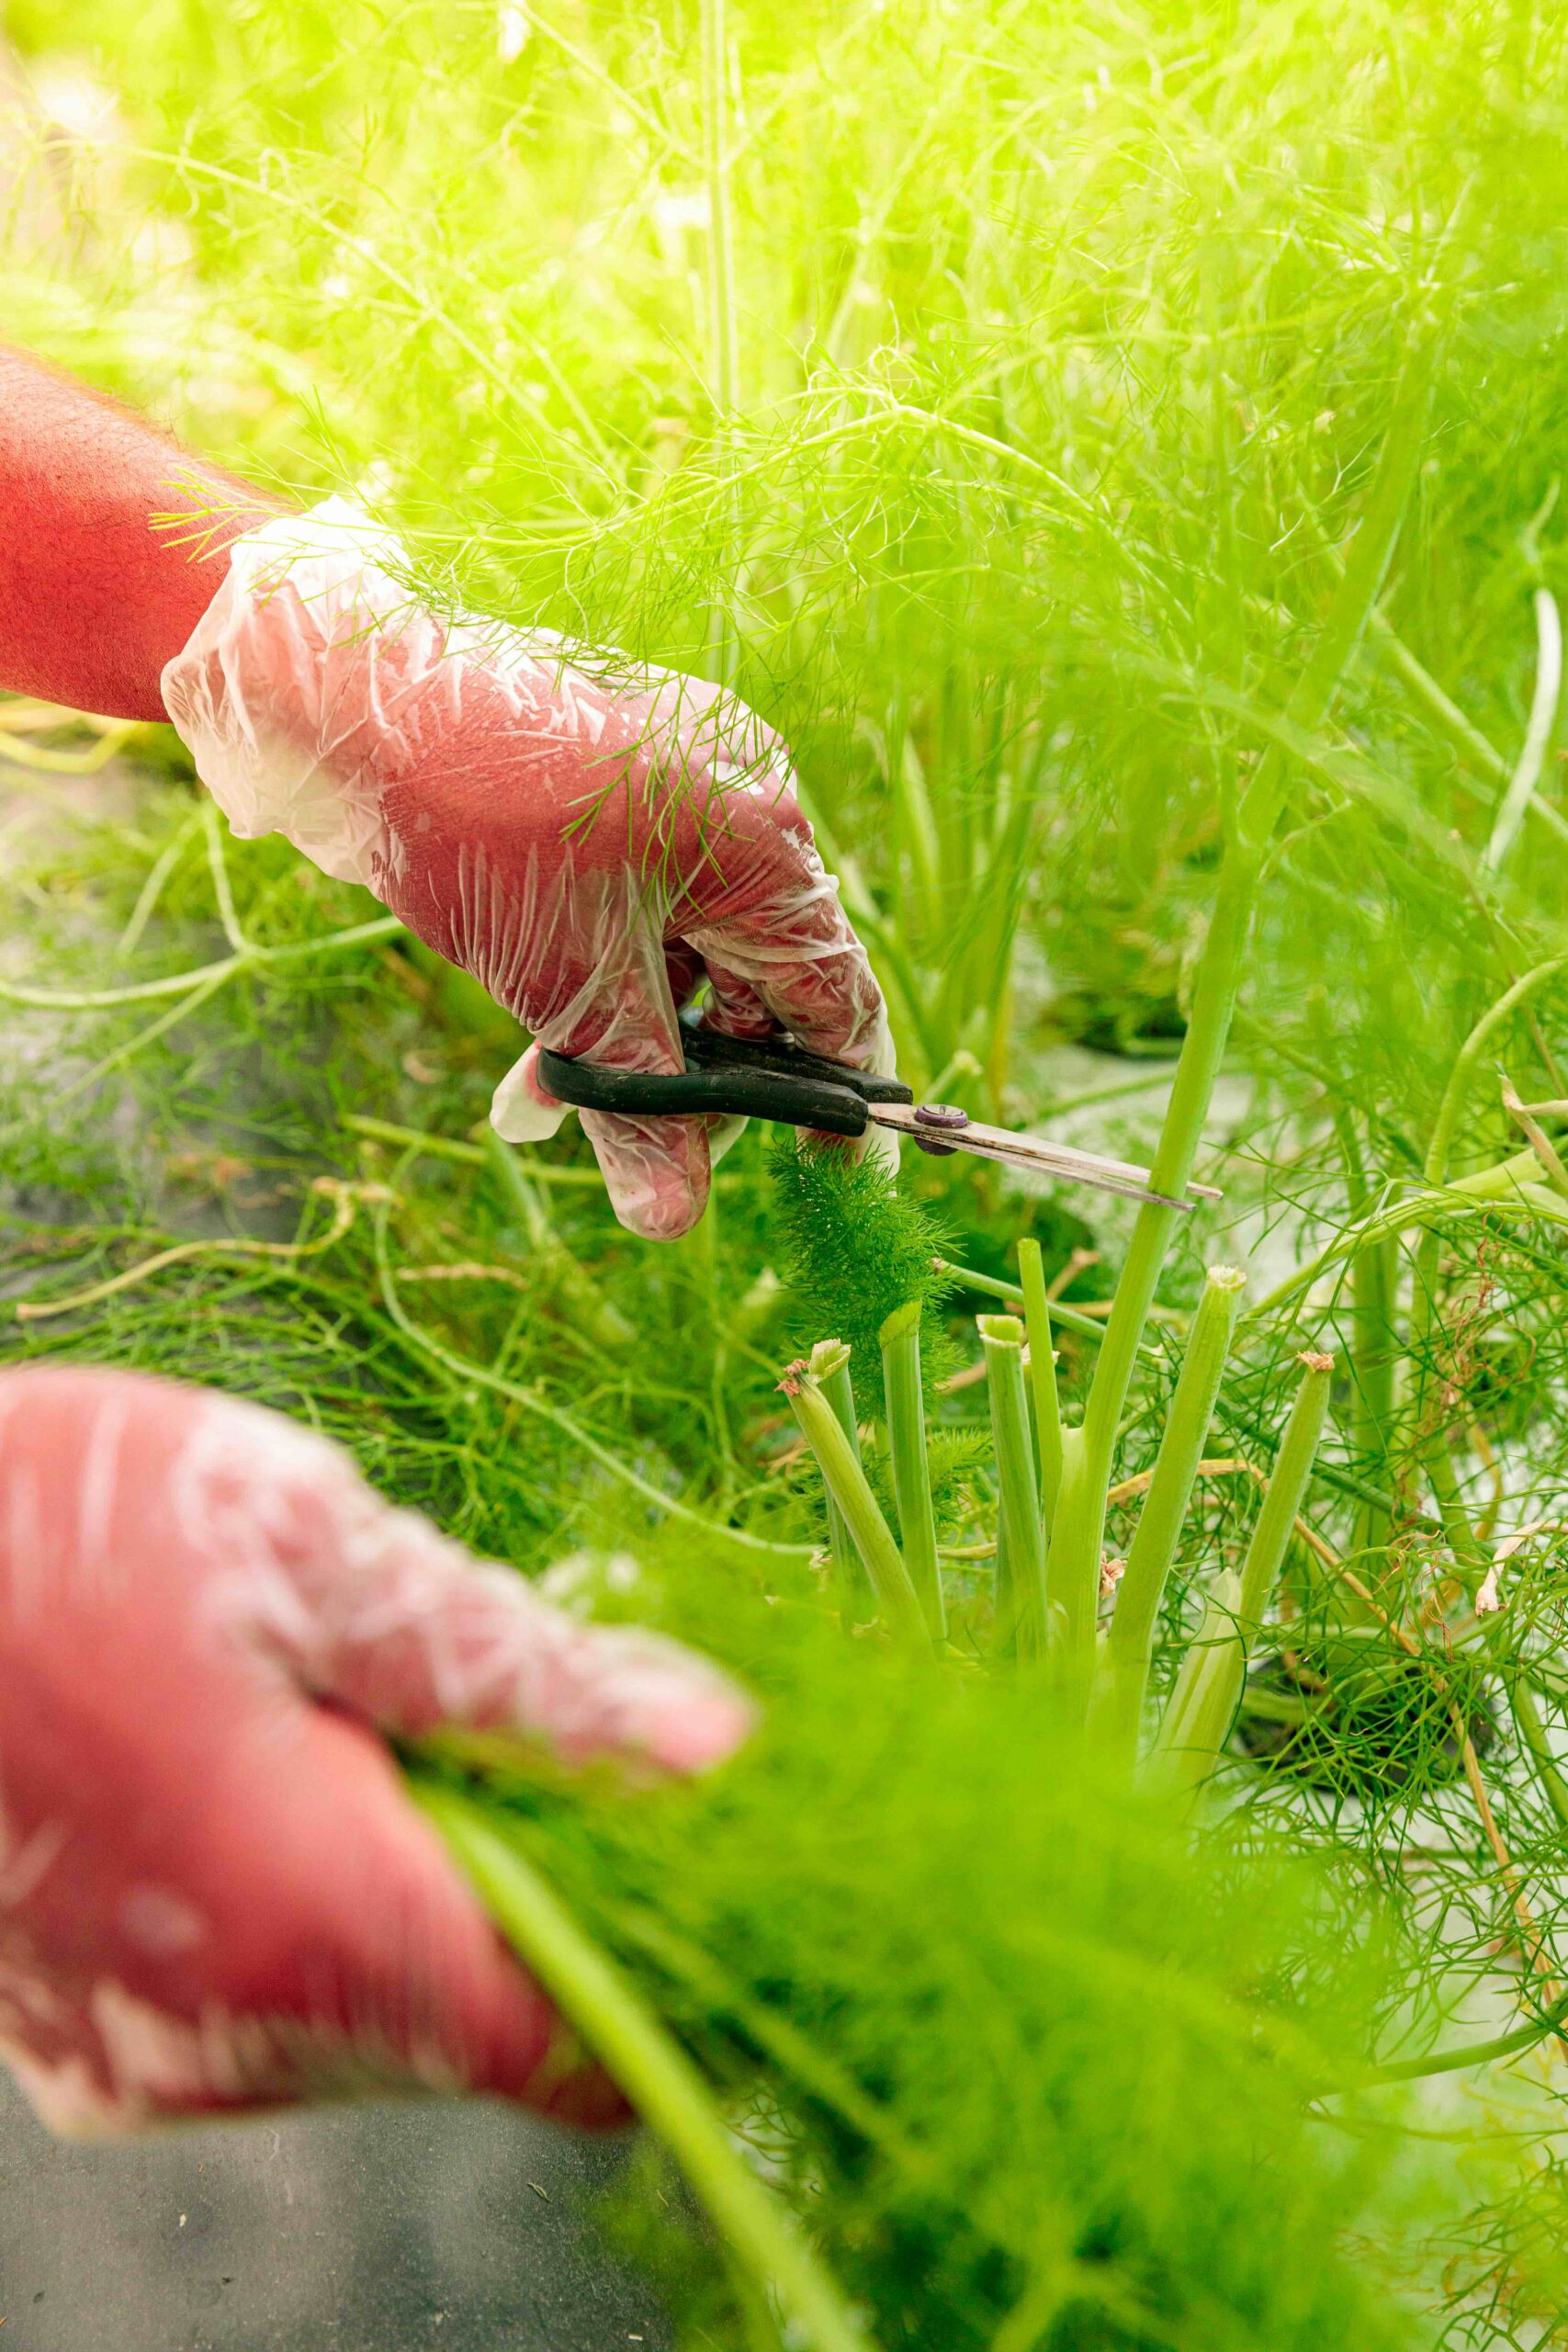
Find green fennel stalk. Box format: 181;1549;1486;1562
1349;1232;1398;1573
1016;1238;1064;1531
415;1783;875;2352
1100;1265;1247;1757
1396;963;1568;1832
1407;959;1568;1528
784;1342;928;1645
1044;314;1442;1713
932;1259;1150;1354
879;1301;944;1639
818;1346;874;1627
979;1314;1047;1658
1154;1351;1334;1787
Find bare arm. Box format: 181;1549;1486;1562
1;352;891;1242
0;346;289;720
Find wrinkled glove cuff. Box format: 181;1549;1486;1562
162;495;432;888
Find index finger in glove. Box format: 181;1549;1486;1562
679;805;890;1074
683;817;899;1180
488;909;720;1242
186;1390;755;1774
199;1401;754;2109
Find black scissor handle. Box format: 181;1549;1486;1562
677;1020;911;1102
535;1018;911;1138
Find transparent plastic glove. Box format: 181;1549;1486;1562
162;500;896;1239
0;1366;750;2138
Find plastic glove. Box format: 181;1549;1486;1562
0;1365;750;2137
161;499;895;1240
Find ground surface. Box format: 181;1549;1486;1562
0;2069;668;2351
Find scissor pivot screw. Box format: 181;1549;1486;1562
913;1102;968;1157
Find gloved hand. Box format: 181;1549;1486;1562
161;500;893;1240
0;1365;750;2136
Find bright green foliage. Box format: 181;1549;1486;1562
770;1139;954;1403
14;0;1568;2328
0;794;826;1568
417;1566;1424;2352
7;718;1568;2352
12;0;1568;1094
1434;2151;1568;2347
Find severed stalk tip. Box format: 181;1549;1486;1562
807;1338;851;1380
777;1358;807;1397
977;1313;1024;1347
879;1298;922;1345
1297;1350;1336;1375
1205;1264;1248;1294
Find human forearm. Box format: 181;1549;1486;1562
0;346;290;721
0;356;894;1241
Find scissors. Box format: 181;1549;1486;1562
536;1018;1219;1214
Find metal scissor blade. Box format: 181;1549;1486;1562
867;1102;1221;1212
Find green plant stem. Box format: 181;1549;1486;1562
1350;1235;1397;1570
1237;1358;1333;1634
117;808;203;956
346;1114;489;1166
1041;842;1259;1699
1329;537;1568;847
1506;1673;1568;1837
1425;959;1568;1193
371;1193;808;1561
1154;1353;1333;1786
1152;1568;1243;1777
1404;960;1568;1570
344;1114;677;1185
819;1349;874;1628
879;1302;944;1638
1248;1149;1548;1321
979;1315;1047;1658
484;1127;636;1352
1365;1992;1568;2084
1045;315;1438;1716
1315;1063;1395;1575
0;911;405;1010
786;1349;928;1644
415;1785;874;2352
202;797;251;954
1483;586;1563;873
933;1261;1155;1355
1044;823;1269;1702
1364;604;1511;786
1100;1266;1247;1757
1016;1240;1063;1531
